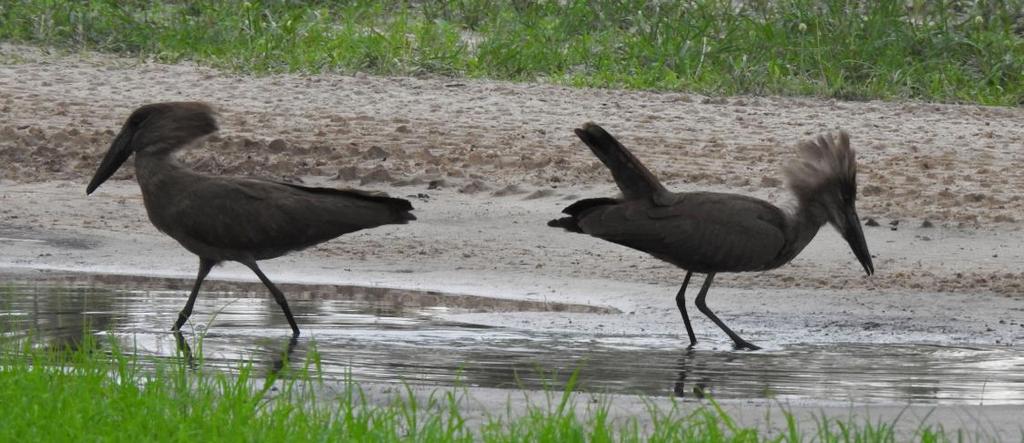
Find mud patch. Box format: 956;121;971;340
0;224;95;250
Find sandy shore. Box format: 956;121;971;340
2;44;1023;299
2;44;1023;436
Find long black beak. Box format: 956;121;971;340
86;126;134;195
842;208;874;276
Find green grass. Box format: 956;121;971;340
0;334;983;442
1;0;1022;105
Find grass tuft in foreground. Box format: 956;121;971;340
0;0;1022;105
0;333;981;442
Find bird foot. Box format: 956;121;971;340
172;330;197;369
732;340;761;351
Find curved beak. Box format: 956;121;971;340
86;125;134;195
841;208;874;276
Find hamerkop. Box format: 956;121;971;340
549;123;874;350
86;102;415;337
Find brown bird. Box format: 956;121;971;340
87;102;415;337
549;123;873;350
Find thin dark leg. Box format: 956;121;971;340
242;260;301;337
172;330;196;369
173;257;215;332
674;271;697;347
693;273;760;350
269;335;301;376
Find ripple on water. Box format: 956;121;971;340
2;274;1023;405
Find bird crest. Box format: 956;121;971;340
783;131;857;204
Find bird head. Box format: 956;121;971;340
784;130;874;276
86;102;218;195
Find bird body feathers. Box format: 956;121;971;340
135;154;414;262
551;122;836;274
555;191;794;273
549;122;872;349
88;101;418;336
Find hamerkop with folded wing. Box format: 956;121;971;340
549;123;874;350
87;102;415;337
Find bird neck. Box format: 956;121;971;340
133;150;205;237
134;150;195;195
778;198;829;263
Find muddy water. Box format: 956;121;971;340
2;277;1023;405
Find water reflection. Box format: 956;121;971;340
2;277;1023;405
668;345;974;403
173;330;299;375
1;284;120;351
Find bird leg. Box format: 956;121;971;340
693;273;761;351
268;335;301;377
173;257;215;332
674;271;697;347
172;330;197;369
242;260;301;337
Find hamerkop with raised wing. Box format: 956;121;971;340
549;123;873;350
87;102;415;337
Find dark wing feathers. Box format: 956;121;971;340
559;123;791;273
572;192;788;273
167;177;413;258
574;123;669;200
276;181;414;213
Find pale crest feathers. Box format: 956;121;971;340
783;131;857;201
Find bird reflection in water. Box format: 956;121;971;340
172;330;300;377
673;348;723;399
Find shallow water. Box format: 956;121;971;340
3;276;1023;405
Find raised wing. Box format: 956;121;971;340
575;192;789;273
574;123;669;200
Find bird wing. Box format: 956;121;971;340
574;123;669;200
162;176;410;257
576;192;789;272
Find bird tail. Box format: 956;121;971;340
337;189;416;223
546;197;619;233
574;123;668;200
373;195;416;223
392;204;417;222
277;181;416;225
546;217;582;232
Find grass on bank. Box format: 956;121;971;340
0;334;982;443
1;0;1023;105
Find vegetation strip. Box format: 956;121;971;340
1;0;1022;105
0;335;979;442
